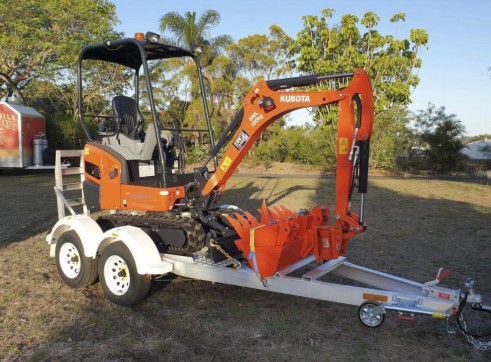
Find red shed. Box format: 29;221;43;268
0;100;46;168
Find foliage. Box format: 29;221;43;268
291;9;429;169
0;0;119;102
159;10;233;66
0;0;121;149
293;9;428;109
226;25;294;83
45;113;88;150
412;103;467;174
249;125;337;170
2;4;436;169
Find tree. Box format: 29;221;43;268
413;103;466;174
0;0;119;102
292;9;429;169
159;10;232;65
206;25;294;127
226;25;293;83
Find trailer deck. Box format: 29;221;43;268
162;251;458;328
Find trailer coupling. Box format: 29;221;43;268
454;278;491;350
357;272;491;350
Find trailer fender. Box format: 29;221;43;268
97;226;173;275
46;215;103;258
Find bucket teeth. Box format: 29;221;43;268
244;211;259;227
234;212;251;228
224;201;340;276
259;199;277;223
224;214;247;240
224;210;261;241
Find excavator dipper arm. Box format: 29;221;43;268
198;68;374;223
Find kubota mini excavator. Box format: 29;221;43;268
78;32;373;274
48;33;491;344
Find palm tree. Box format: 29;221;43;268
416;104;467;174
159;10;232;65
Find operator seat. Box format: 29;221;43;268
100;95;157;161
112;95;145;140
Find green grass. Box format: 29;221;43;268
0;173;490;361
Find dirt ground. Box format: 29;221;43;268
0;170;490;361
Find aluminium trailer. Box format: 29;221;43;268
46;151;491;350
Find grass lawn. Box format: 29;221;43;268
0;172;490;361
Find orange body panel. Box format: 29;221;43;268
120;184;184;211
83;143;185;211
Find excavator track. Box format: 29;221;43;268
96;213;206;255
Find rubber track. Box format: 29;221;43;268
97;213;206;255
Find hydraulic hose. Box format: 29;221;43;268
358;140;370;194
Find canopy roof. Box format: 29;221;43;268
79;38;194;69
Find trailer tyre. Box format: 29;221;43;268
358;302;385;328
99;241;151;306
55;230;98;288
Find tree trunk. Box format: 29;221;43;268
0;73;25;103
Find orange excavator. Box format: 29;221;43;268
79;32;373;278
48;33;491;343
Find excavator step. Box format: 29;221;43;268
62;182;83;191
54;150;88;219
61;167;84;176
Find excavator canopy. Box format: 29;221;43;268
78;38;194;69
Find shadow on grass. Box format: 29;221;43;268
0;171;58;248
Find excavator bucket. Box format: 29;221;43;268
225;201;331;277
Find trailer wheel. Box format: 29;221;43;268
55;230;98;288
99;241;151;306
358;302;385;328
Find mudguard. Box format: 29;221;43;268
47;218;172;275
97;226;173;275
46;214;103;258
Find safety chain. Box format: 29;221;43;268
209;240;241;269
457;314;491;351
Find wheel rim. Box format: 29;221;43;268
104;255;131;296
359;303;384;327
59;242;81;279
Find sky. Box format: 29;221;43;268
111;0;491;136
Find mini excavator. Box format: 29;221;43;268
47;33;491;347
79;32;372;273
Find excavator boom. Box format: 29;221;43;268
199;69;373;220
195;69;374;272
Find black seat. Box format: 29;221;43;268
112;95;145;140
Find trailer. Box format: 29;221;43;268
46;150;491;350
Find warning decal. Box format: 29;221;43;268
220;156;232;172
339;138;348;155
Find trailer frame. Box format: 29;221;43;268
47;150;491;348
